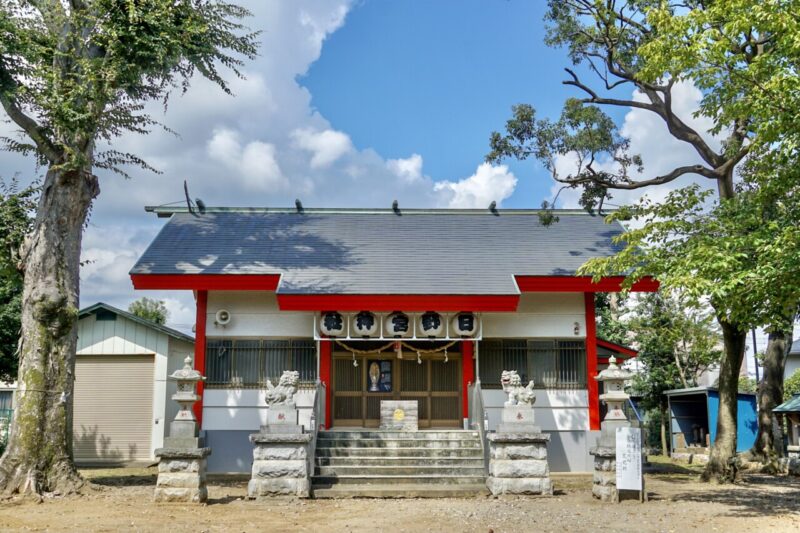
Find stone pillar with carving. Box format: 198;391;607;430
486;370;553;496
247;370;313;498
154;356;211;503
590;355;633;502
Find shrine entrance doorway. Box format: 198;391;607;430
331;342;461;428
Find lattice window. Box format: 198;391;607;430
205;339;316;388
478;339;586;390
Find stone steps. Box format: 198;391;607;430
315;446;482;458
312;483;489;499
312;429;486;498
316;456;484;466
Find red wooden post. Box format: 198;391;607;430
585;292;600;430
193;290;208;427
319;340;333;429
462;340;475;421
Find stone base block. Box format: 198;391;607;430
592;483;617;503
154;487;208;503
252;459;307;479
248;477;310;498
259;424;303;434
486;432;553;497
486;476;553;496
154;447;210;504
380;400;419;431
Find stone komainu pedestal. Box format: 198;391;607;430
590;445;617;502
247;433;312;498
154;447;211;503
486;433;553;495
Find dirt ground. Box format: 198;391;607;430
0;460;798;533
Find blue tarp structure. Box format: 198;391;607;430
665;387;758;452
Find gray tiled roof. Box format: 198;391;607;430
131;209;626;295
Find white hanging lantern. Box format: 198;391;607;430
384;312;411;338
353;311;378;337
451;312;478;337
418;311;444;338
320;311;345;337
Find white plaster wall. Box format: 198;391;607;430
206;291;313;338
203;389;315;431
152;338;194;454
785;355;800;380
482;293;585;338
481;389;589;432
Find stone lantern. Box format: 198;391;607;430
154;356;211;503
590;355;634;502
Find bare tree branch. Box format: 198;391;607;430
554;163;719;190
0;92;60;163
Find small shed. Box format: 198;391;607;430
74;303;194;464
665;386;758;453
774;394;800;449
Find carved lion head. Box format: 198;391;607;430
500;370;521;387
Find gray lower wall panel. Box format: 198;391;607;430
544;430;593;472
205;430;254;473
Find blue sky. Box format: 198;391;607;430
303;0;562;207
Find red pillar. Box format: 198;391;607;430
193;290;208;427
462;340;475;420
584;292;600;430
319;340;333;429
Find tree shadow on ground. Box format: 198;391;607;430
88;474;157;487
668;474;800;518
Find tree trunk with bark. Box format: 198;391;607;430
748;326;793;468
702;317;747;482
0;165;99;496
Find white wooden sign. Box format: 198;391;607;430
616;427;643;491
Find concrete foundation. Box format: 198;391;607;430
247;433;313;498
486;433;553;496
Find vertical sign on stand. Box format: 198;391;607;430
616;426;646;502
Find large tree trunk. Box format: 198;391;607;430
748;325;793;468
702;317;747;483
0;165;99;496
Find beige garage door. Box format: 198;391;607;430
73;355;153;463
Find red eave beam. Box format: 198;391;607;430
596;339;638;358
515;275;659;293
275;294;519;312
131;274;280;291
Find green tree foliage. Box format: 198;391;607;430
738;376;757;393
487;0;800;482
784;370;800;402
128;297;168;325
0;0;258;495
0;179;36;382
595;293;628;345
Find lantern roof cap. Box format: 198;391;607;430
594;355;634;382
169;356;205;382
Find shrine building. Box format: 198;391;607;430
130;205;655;474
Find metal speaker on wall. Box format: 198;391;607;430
353;311;379;337
418;311;444;338
451;312;478;337
320;311;345;337
215;309;231;326
384;312;411;338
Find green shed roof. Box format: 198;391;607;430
774;394;800;413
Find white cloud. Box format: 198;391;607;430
553;80;721;210
434;163;517;208
387;153;424;183
208;128;287;191
290;127;353;168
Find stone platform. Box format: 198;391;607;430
248;433;313;498
154;447;211;503
486;432;553;496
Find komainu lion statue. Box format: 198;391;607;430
500;370;536;407
265;370;300;407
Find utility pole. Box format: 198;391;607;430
751;328;760;383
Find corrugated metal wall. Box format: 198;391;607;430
73;355;154;463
